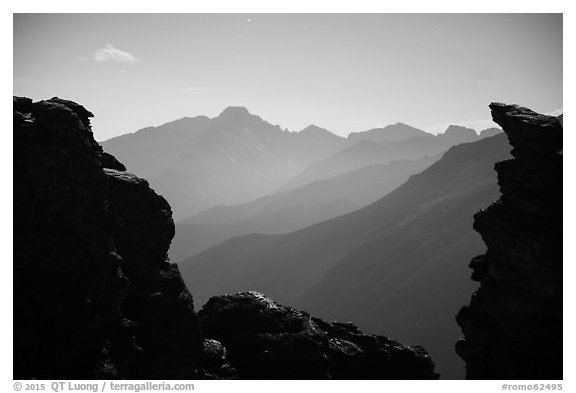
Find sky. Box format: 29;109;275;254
13;13;562;141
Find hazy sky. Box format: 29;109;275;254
13;13;562;140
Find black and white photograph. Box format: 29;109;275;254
9;5;567;390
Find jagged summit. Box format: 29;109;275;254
442;125;478;137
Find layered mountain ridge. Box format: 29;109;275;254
179;131;512;378
277;124;500;192
102;107;500;220
102;107;347;219
169;154;437;262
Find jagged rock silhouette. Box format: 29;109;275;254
456;103;562;379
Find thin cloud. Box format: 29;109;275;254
93;44;139;63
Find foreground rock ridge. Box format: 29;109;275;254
14;96;203;379
13;96;437;379
199;291;438;379
456;103;562;379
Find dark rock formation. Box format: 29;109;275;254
105;170;204;379
456;103;562;379
199;291;438;379
14;96;203;379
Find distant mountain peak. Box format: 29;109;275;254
347;122;431;143
217;106;253;119
300;124;330;134
442;125;478;136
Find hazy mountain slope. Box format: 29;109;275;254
178;133;510;378
169;155;437;262
279;125;488;192
101;107;346;219
171;198;359;263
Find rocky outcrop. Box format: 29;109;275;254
456;103;562;379
104;170;203;379
14;96;203;379
14;96;438;380
199;291;438;379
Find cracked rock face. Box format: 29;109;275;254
199;291;439;379
456;103;562;379
13;96;203;379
